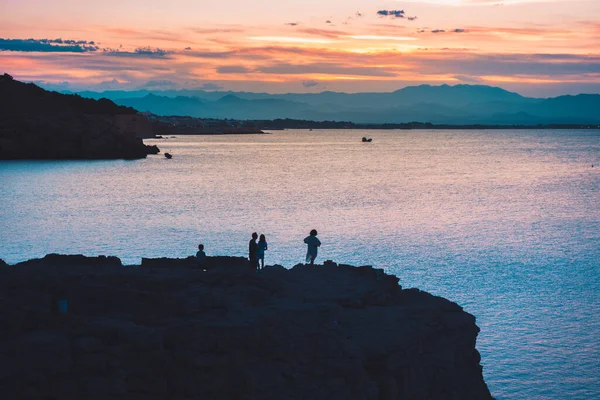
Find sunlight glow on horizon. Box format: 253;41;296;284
399;0;566;5
349;36;418;41
248;36;335;44
0;0;598;96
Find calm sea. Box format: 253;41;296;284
1;129;599;398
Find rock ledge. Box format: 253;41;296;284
0;254;492;399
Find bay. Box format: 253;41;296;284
1;129;599;398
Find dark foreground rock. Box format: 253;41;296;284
0;254;492;400
145;144;160;154
0;74;158;160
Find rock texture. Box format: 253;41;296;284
0;254;492;400
0;74;158;159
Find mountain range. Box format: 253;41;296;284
64;84;600;125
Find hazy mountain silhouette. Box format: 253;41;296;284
121;94;206;117
67;84;600;125
117;93;311;120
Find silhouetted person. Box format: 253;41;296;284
196;244;206;268
304;229;321;265
257;234;268;269
249;232;259;270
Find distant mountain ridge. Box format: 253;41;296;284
64;84;600;125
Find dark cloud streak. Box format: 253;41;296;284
256;62;396;77
0;38;99;53
298;28;348;39
103;47;170;58
302;80;320;88
377;10;405;18
217;66;251;74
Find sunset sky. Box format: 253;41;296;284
1;0;599;96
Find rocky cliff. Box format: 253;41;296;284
0;254;492;399
0;74;159;159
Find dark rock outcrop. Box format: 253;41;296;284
0;254;492;399
145;144;160;154
21;253;124;267
0;73;159;159
141;255;248;270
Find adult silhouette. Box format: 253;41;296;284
249;232;259;270
257;234;268;269
304;229;321;265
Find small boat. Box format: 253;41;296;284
362;137;373;143
164;153;173;159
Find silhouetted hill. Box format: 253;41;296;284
388;84;529;107
0;74;158;159
535;94;600;118
69;84;600;125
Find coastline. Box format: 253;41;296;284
0;254;493;399
149;126;267;136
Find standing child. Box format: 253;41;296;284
303;229;321;265
196;244;206;268
257;234;268;269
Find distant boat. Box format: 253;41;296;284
362;137;373;142
164;153;173;159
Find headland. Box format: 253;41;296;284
0;74;158;160
0;254;492;399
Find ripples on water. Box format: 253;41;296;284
1;129;599;398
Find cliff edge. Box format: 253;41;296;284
0;255;493;399
0;74;159;159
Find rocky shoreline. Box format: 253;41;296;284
0;254;492;399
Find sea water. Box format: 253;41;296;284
1;129;599;398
